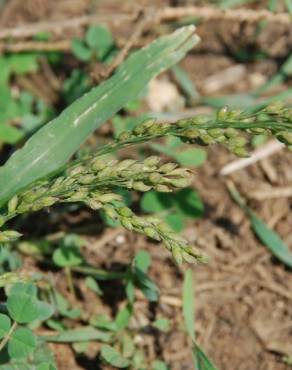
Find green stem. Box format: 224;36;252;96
0;321;17;352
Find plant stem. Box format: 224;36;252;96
0;321;17;352
65;267;76;301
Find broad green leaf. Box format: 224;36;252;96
193;344;218;370
0;313;11;339
121;334;135;358
183;269;195;341
165;211;185;232
135;268;159;302
100;345;130;368
0;338;56;370
132;349;146;368
0;26;199;208
175;188;204;219
85;25;114;60
7;293;39;324
36;364;57;370
152;360;170;370
0;124;23;145
8;282;37;297
71;39;92;61
153;318;170;332
176;148;207;167
141;191;173;213
44;326;112;343
115;304;133;330
249;211;292;269
285;0;292;14
91;314;117;332
52;246;83;267
133;250;151;273
36;301;55;322
8;54;39;75
8;327;36;359
85;276;103;296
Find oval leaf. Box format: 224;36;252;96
8;327;36;359
0;313;11;339
7;293;39;324
101;345;130;368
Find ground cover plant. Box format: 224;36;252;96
0;1;291;369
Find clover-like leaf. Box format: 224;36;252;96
7;293;39;324
0;314;11;339
100;345;130;368
8;327;36;359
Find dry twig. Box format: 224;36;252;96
0;6;289;41
220;140;284;176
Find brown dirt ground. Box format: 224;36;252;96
1;0;292;369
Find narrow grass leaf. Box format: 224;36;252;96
0;26;199;208
249;211;292;269
100;345;130;368
183;269;195;341
0;313;11;339
44;326;112;343
193;344;219;370
171;65;198;100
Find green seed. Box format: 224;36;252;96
225;128;238;138
133;182;152;192
8;196;18;213
117;207;133;217
143;227;161;241
149;173;162;184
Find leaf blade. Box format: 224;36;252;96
0;26;199;207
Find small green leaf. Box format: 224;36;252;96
36;364;57;370
71;39;92;61
0;124;23;145
115;304;133;330
174;188;204;219
7;294;39;324
0;314;11;339
165;212;185;232
153;318;170;332
36;301;55;322
141;191;173;213
52;246;83;267
134;250;151;273
8;327;36;359
8;282;37;297
44;326;112;343
175;148;207;167
249;211;292;269
91;314;117;332
193;344;218;370
100;345;130;368
183;269;195;341
85;25;114;60
152;360;170;370
0;26;199;207
85;277;103;296
134;269;159;302
8;54;39;75
121;334;135;358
